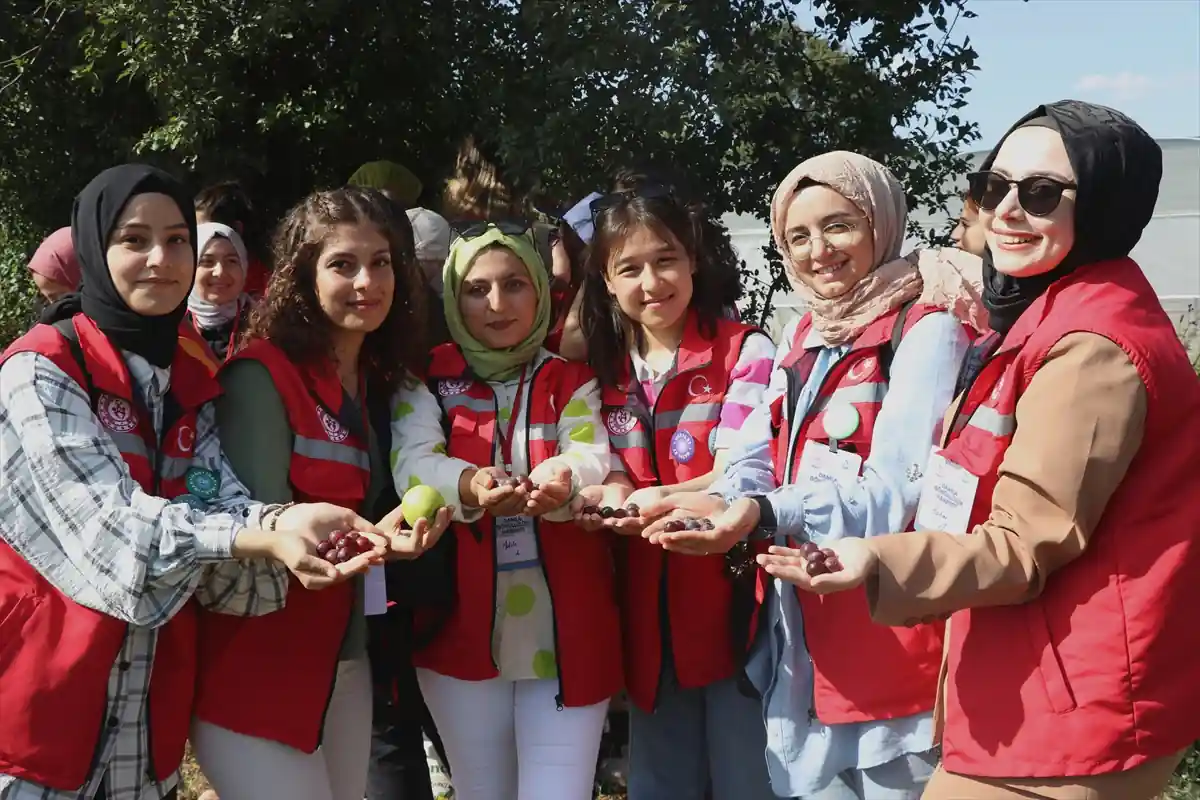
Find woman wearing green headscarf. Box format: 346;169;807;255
388;224;621;798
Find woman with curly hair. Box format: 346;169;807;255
190;187;453;800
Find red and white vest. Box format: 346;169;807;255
767;303;949;723
412;344;623;708
935;258;1200;777
0;315;217;790
601;313;759;711
194;339;369;752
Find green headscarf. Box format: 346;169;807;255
443;226;551;381
347;161;423;208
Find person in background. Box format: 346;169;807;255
573;177;777;800
349;160;425;210
0;163;384;800
768;101;1200;800
186;223;252;361
391;223;621;799
192;187;450;800
951;191;987;257
407;206;452;348
543;214;588;359
194;180;272;298
26;226;82;304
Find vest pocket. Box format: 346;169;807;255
1024;602;1077;714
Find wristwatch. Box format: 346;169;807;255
746;494;777;540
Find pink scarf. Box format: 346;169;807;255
770;151;986;345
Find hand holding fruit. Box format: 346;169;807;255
377;487;453;560
258;502;387;589
644;496;758;556
524;464;573;516
467;467;531;516
757;537;876;593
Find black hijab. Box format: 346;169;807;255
979;100;1162;333
42;164;198;368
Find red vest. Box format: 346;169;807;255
935;258;1200;777
0;315;217;790
194;339;368;752
412;344;623;708
766;303;947;723
601;314;758;711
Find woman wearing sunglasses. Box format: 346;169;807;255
764;102;1200;799
389;223;620;799
636;150;988;800
570;176;778;800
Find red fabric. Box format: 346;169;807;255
767;303;946;723
0;315;216;789
194;339;364;752
243;256;271;299
936;258;1200;777
601;313;759;711
411;344;623;708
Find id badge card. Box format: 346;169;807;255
495;515;540;571
363;566;389;616
796;439;863;485
915;448;980;534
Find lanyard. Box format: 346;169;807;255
497;364;530;473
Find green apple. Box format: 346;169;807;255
401;484;445;526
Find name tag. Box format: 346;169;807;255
363;566;389;616
915;449;979;534
797;439;863;485
495;515;540;571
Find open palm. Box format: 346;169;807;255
756;537;876;593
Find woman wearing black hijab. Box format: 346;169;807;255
758;101;1200;798
0;164;388;800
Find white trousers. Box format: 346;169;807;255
416;669;609;800
191;657;373;800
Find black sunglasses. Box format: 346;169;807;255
589;183;675;220
451;219;531;239
967;171;1077;217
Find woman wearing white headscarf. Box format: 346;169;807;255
639;151;986;799
187;222;252;361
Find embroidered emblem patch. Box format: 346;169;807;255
847;357;875;383
97;393;138;433
319;408;349;443
605;408;637;436
670;430;695;463
175;493;209;511
184;467;220;501
438;379;471;397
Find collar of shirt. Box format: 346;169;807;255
121;350;171;407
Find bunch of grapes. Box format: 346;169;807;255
316;530;376;564
798;541;843;576
496;476;538;491
660;517;715;532
581;503;642;519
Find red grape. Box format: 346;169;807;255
799;542;819;556
805;560;828;577
611;508;628;520
663;519;685;533
582;505;601;515
625;503;640;516
316;540;332;557
600;507;615;519
329;531;346;547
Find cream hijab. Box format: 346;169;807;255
770;151;987;344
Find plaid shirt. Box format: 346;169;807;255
0;350;289;800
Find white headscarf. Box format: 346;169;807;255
406;207;452;295
189;222;249;329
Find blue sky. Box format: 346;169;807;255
956;0;1200;147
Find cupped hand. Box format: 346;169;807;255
472;468;529;517
524;465;573;516
378;505;455;560
756;537;877;593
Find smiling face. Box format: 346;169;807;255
982;126;1077;277
951;198;987;257
314;223;395;335
195;236;246;305
458;245;538;349
782;184;875;299
603;224;694;337
106;193;195;315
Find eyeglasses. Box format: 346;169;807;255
967;171;1076;217
450;219;531;239
785;220;865;260
589;183;675;220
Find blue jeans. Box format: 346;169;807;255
628;666;775;800
804;750;938;800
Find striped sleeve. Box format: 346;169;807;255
712;331;777;451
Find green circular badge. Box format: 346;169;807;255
175;493;209;511
823;404;860;440
184;467;220;501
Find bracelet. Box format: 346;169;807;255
263;502;296;532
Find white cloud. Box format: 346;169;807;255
1074;72;1154;99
